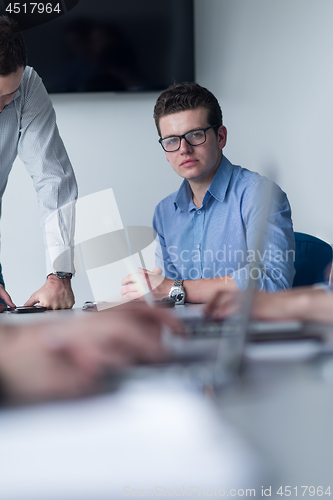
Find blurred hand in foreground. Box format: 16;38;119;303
0;302;183;405
205;287;333;324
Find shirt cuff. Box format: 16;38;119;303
45;245;75;276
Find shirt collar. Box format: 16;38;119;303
174;179;194;212
205;155;234;203
174;155;234;212
13;89;21;100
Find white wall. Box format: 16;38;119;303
2;0;333;306
195;0;333;241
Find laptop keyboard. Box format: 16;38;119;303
183;318;239;338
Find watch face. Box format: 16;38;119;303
170;287;185;304
55;272;72;279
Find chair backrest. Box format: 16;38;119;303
293;232;333;287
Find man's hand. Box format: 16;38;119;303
50;302;184;371
121;267;173;302
24;274;75;310
0;285;16;312
204;289;242;319
205;287;333;324
0;302;184;404
250;287;333;323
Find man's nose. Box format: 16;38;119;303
179;137;192;153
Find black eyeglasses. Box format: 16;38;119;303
159;124;219;152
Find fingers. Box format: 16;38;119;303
204;291;224;316
50;311;170;371
98;327;167;367
121;269;152;285
24;280;75;310
0;285;16;308
43;297;75;310
40;304;185;384
121;331;167;365
122;270;166;301
137;268;165;291
123;268;160;283
121;273;138;286
211;296;240;319
121;273;148;296
114;302;185;336
24;293;39;307
145;306;185;336
204;290;241;319
121;283;145;301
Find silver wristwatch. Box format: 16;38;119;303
53;272;73;279
169;279;186;305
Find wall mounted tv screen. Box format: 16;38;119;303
1;0;195;93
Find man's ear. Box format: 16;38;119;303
218;126;227;150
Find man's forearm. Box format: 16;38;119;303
182;275;238;303
285;289;333;323
253;288;333;323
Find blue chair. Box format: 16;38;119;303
293;232;333;287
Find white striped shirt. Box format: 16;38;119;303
0;66;78;275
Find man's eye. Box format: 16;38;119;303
189;131;204;139
165;137;178;145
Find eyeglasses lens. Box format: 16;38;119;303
162;130;206;152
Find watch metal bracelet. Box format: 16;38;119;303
174;279;184;287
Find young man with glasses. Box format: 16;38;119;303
0;16;77;309
122;82;295;304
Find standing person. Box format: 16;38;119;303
0;16;78;309
122;82;295;304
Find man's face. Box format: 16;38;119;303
0;66;24;113
159;107;227;184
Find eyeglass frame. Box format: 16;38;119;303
158;124;219;152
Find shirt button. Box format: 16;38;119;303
197;210;201;214
196;244;200;249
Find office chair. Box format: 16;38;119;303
292;232;333;287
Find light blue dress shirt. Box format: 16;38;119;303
153;156;295;291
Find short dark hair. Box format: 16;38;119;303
153;82;223;137
0;16;27;76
